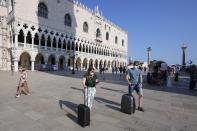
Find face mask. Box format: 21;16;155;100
90;72;94;75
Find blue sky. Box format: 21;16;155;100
77;0;197;65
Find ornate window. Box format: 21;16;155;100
65;14;72;27
83;22;88;33
122;40;124;46
106;32;109;40
96;28;101;38
38;3;48;18
115;36;118;44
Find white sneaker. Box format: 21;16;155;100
15;95;20;98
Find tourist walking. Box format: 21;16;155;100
115;67;118;75
82;67;99;110
112;67;115;75
15;68;30;98
126;61;144;112
119;66;123;76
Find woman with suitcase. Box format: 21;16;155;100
82;67;99;110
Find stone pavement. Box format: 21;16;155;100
0;70;197;131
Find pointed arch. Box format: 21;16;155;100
18;29;24;43
34;33;39;45
58;38;62;49
47;36;51;47
52;37;57;48
26;31;32;44
41;34;45;46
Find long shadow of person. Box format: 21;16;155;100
59;100;78;124
100;86;126;94
94;97;121;112
70;86;83;92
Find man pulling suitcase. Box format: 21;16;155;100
125;61;144;112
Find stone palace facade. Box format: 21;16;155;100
0;0;128;71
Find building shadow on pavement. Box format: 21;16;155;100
59;100;78;124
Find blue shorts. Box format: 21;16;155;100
128;84;143;96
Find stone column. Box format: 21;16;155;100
87;62;89;69
74;42;76;53
14;60;18;72
92;61;95;68
65;57;68;71
56;40;58;52
78;44;79;54
31;61;35;71
51;39;53;51
11;35;14;47
66;40;68;52
45;39;47;50
14;33;18;47
96;62;99;70
61;41;63;52
56;61;59;70
24;34;27;48
38;37;41;49
31;36;34;49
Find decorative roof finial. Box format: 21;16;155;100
95;5;100;16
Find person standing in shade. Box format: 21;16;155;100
119;66;123;76
16;68;30;98
189;65;197;90
112;67;115;75
126;61;144;112
82;67;99;110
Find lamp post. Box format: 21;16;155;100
181;44;187;66
147;47;152;65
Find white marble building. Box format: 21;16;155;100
0;0;128;72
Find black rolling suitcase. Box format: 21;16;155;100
78;88;90;127
121;94;136;114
